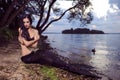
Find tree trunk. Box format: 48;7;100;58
0;1;15;27
6;1;28;26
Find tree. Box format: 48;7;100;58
0;0;29;28
0;0;93;34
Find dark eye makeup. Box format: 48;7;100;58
23;21;30;23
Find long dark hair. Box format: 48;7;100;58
20;14;34;41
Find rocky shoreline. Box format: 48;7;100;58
0;37;98;80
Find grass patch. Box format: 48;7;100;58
0;27;16;40
41;66;58;80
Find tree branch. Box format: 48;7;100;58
36;0;47;29
40;0;56;30
41;4;77;33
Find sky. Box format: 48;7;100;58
43;0;120;33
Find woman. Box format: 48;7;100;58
18;14;60;64
18;14;40;63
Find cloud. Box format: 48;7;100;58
91;0;110;18
89;11;120;33
91;0;120;19
109;0;120;8
92;25;97;29
56;1;72;9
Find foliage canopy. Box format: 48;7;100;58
0;0;93;34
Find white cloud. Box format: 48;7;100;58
91;0;110;18
56;1;72;9
92;25;97;29
109;4;119;13
91;0;119;19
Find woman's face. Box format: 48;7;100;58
23;17;31;28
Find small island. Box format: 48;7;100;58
62;28;104;34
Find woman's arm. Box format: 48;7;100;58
20;43;32;56
18;28;24;44
22;30;40;47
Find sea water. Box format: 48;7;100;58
44;33;120;80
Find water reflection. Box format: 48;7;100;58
90;49;110;71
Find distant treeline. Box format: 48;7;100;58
62;28;104;34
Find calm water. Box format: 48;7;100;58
44;33;120;80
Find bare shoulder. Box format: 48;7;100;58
32;28;39;34
18;27;21;32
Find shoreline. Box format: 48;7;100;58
0;37;98;80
